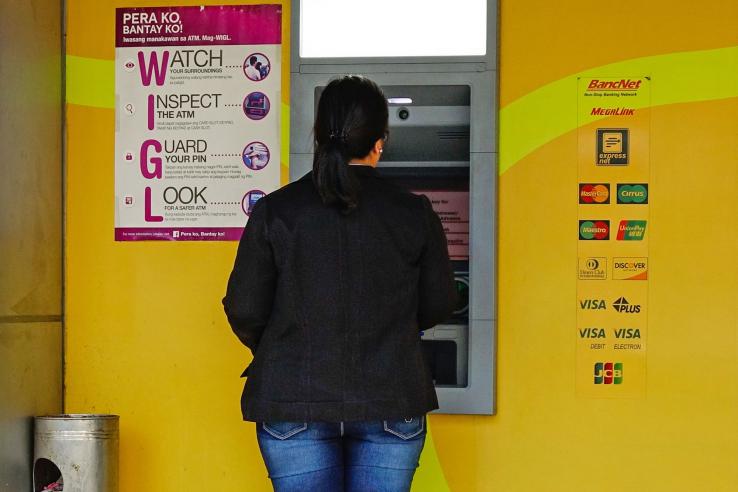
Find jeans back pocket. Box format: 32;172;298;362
383;415;425;440
261;421;308;440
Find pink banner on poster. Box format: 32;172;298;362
115;227;243;241
413;190;470;261
116;5;282;47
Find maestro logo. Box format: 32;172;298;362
616;220;647;240
578;257;607;280
612;297;641;313
596;128;629;165
579;183;610;204
617;184;648;204
613;257;648;280
579;220;610;240
594;362;623;384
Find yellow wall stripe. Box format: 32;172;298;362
499;45;738;175
66;55;115;108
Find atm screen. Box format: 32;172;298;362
413;190;470;261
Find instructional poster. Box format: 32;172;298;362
114;5;282;241
575;77;650;398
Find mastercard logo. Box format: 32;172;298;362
579;183;610;204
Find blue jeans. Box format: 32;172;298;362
256;414;427;491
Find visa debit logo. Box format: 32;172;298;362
594;362;623;384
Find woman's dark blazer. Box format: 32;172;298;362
223;165;457;422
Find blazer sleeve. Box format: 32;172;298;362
222;198;276;354
417;194;458;330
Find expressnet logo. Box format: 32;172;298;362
613;257;648;280
596;129;629;165
579;220;609;240
616;220;647;240
587;79;643;91
594;362;623;384
579;183;610;204
617;184;648;204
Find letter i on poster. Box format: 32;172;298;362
114;5;282;241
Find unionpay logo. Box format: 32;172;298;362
579;220;609;240
617;184;648;204
579;184;610;204
616;220;647;240
594;362;623;384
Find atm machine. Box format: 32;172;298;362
289;0;497;414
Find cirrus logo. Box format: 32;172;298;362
579;183;610;204
617;184;648;204
579;220;610;240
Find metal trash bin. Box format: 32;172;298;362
33;414;119;492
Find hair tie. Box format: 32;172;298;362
328;131;348;142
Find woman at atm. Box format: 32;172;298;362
223;75;456;491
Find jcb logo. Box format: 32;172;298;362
594;362;623;384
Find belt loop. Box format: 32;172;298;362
340;421;344;436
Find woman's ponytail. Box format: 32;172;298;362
311;76;388;214
312;134;360;213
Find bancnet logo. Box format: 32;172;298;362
587;79;642;91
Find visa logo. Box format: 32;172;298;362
614;328;641;338
579;328;606;338
580;299;606;310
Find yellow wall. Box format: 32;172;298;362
65;1;738;490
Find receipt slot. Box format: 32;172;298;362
290;0;497;415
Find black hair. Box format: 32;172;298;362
312;75;388;214
249;56;257;65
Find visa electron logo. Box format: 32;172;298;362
617;184;648;204
579;184;610;204
579;220;609;240
587;79;642;91
612;297;641;313
616;220;647;240
594;362;623;384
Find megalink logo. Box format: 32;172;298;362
594;362;623;384
612;297;641;313
579;183;610;204
596;128;629;165
616;220;647;240
578;257;607;280
579;220;609;240
613;257;648;280
617;184;648;204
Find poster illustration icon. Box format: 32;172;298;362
242;190;266;215
242;142;270;170
243;53;271;81
243;92;270;120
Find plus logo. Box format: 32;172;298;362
612;297;641;313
